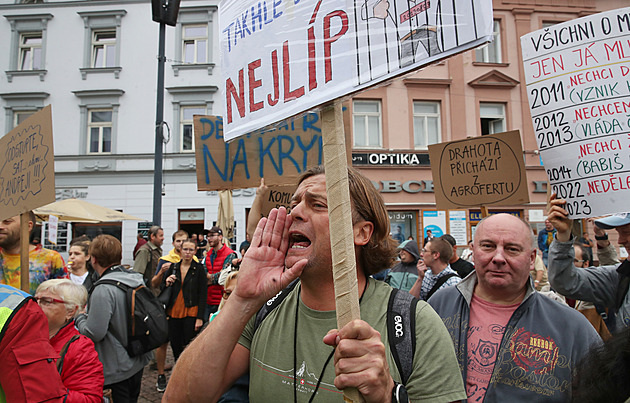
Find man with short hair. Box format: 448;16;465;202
165;166;466;402
196;230;208;260
423;229;434;246
538;219;556;266
430;213;601;402
548;194;630;333
133;225;164;293
75;235;152;402
441;234;475;278
409;237;460;300
0;212;66;294
202;226;236;321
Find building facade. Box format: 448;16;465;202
0;0;626;263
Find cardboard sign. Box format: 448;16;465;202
195;112;349;191
219;0;494;140
0;105;55;221
428;130;529;209
521;7;630;218
259;184;298;216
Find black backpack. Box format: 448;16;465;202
92;279;169;357
254;281;418;385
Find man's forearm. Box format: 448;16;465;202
164;295;258;402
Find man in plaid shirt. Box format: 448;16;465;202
410;237;461;301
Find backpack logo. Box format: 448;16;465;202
394;314;404;338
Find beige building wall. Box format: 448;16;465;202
350;0;626;247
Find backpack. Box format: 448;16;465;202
254;281;418;385
92;278;169;357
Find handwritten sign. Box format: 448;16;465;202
220;0;494;140
428;130;529;209
195;113;349;190
260;184;297;216
521;7;630;218
0;105;55;221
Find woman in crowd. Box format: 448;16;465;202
35;279;104;403
67;236;97;291
163;239;207;360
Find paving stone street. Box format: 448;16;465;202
138;346;175;403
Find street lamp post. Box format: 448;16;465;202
151;0;180;226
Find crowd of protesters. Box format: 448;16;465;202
3;169;630;402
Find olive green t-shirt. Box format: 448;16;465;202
239;278;466;402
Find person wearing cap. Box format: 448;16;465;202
548;193;630;333
202;226;236;322
385;239;420;292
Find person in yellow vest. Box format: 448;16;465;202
0;283;67;402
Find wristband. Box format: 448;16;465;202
595;234;608;241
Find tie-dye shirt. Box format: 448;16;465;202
0;246;67;294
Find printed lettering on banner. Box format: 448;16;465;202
521;7;630;218
220;0;494;141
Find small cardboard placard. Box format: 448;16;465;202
428;130;529;209
260;184;297;216
0;105;55;221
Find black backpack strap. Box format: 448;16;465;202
426;273;458;301
254;279;300;331
387;289;417;385
57;334;80;374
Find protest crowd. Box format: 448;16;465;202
0;164;629;402
2;1;630;402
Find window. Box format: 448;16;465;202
353;100;382;148
13;110;35;128
88;109;113;153
167;86;217;153
43;222;68;253
475;20;501;63
1;92;48;133
19;32;42;70
92;30;116;68
5;14;52;82
480;103;506;135
73;89;123;155
183;24;207;64
78;10;126;79
173;6;217;76
413;101;441;149
181;105;206;152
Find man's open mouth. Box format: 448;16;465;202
290;233;311;249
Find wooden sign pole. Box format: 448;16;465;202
321;101;364;403
20;212;30;293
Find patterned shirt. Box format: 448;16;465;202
420;265;461;301
0;246;67;294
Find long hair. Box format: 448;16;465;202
298;166;398;275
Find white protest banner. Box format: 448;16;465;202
521;7;630;218
220;0;494;141
48;214;58;245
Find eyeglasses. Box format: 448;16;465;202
35;296;66;306
221;289;232;300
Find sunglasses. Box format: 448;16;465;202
35;296;66;305
221;289;232;300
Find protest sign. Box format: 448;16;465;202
428;130;529;209
521;7;630;218
220;0;494;140
194;112;350;190
259;184;297;216
0;105;56;221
